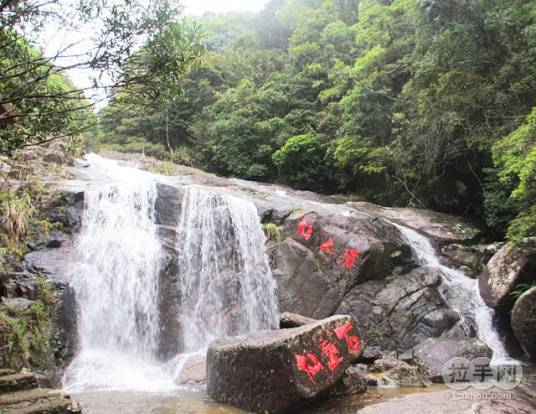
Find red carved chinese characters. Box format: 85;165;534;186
295;219;314;241
319;238;337;255
338;248;360;270
319;339;343;371
334;321;361;354
295;353;324;384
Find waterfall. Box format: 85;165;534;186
392;222;507;360
177;186;279;351
63;155;176;393
63;155;279;392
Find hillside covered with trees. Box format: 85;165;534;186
94;0;536;241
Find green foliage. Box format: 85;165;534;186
0;293;54;370
489;107;536;240
510;283;536;300
0;190;36;239
262;223;285;242
98;0;536;239
273;133;335;190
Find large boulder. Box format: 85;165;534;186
336;267;459;351
413;338;492;383
269;211;413;319
347;202;480;247
511;286;536;360
207;315;364;414
479;239;536;310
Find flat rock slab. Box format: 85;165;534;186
207;315;364;414
0;373;38;393
347;202;480;247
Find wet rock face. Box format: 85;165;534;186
154;183;183;359
48;190;85;233
269;212;414;319
207;315;364;414
412;338;492;383
511;287;536;360
479;239;536;311
336;267;458;351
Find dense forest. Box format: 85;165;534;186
93;0;536;241
2;0;536;241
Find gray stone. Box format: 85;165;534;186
27;231;69;251
154;183;182;227
336;267;458;351
327;366;367;396
413;338;492;383
347;202;480;247
207;315;364;414
479;239;536;310
440;244;483;275
280;312;318;328
511;286;536;361
369;357;430;387
270;213;414;320
2;297;35;315
48;190;84;232
176;355;206;385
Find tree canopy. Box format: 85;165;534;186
11;0;536;241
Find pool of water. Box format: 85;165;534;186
73;390;250;414
73;386;450;414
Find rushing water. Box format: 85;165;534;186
177;186;279;351
63;155;176;392
392;223;507;360
63;154;279;393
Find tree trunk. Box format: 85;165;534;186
165;109;173;156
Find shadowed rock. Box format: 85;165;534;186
336;267;459;351
207;315;364;414
511;286;536;360
280;312;318;328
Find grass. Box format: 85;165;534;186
510;283;536;300
0;190;36;238
263;222;285;242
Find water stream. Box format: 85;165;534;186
392;223;507;360
177;186;278;351
63;154;279;393
63;155;175;392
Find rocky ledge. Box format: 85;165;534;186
0;369;80;413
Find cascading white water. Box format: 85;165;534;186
177;186;279;351
63;155;279;392
392;222;507;360
63;154;176;393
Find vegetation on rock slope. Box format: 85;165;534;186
91;0;536;241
